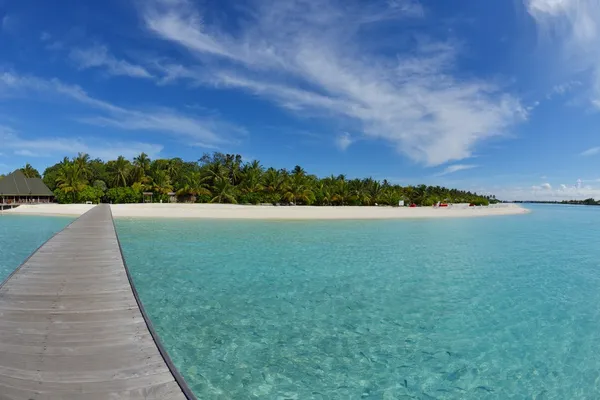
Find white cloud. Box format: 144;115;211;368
0;71;244;147
144;1;237;62
70;45;153;78
525;0;600;107
141;0;526;166
437;164;478;176
551;80;581;96
497;178;600;200
40;31;51;41
334;132;353;151
14;149;38;157
581;146;600;156
1;127;163;160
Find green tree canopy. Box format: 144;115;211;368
34;152;497;205
20;163;41;178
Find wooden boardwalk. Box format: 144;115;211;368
0;205;195;399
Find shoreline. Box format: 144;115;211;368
2;203;530;220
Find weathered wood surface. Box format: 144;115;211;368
0;205;191;399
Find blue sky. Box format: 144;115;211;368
0;0;599;200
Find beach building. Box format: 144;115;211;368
0;169;54;204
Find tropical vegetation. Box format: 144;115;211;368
7;153;496;206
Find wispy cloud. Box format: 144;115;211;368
1;125;163;160
525;0;600;107
437;164;478;176
140;0;526;166
70;44;153;78
14;149;38;157
0;71;245;147
581;146;600;156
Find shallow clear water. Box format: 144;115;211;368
116;205;600;399
0;215;73;282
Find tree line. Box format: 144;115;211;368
8;153;496;206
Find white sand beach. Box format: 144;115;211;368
3;203;530;219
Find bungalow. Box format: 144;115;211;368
0;170;54;204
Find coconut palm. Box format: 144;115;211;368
74;153;91;179
292;165;306;177
349;179;371;205
262;168;283;194
151;169;173;196
332;177;350;205
239;167;263;194
210;177;237;203
56;163;87;203
313;181;332;205
223;154;243;185
367;179;383;205
132;152;151;184
204;161;229;185
20;163;41;178
134;152;151;170
107;156;131;188
176;171;210;202
167;158;184;184
25;151;495;206
283;173;314;205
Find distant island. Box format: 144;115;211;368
513;199;600;206
1;152;498;206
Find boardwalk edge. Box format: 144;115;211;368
0;206;93;291
108;205;197;400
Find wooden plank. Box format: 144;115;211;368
0;205;194;399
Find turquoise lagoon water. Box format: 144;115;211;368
0;215;73;282
116;205;600;399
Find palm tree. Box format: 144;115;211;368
20;163;41;178
239;167;264;194
367;180;383;205
107;156;131;187
210;177;237;203
225;154;243;185
262;168;283;194
176;171;210;202
56;163;87;203
29;151;498;206
261;168;284;203
332;177;350;205
283;173;314;205
350;179;370;205
247;160;263;172
205;161;228;185
132;152;151;184
74;152;91;179
134;152;151;171
292;165;306;177
151;169;173;196
167;158;184;184
381;188;400;206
